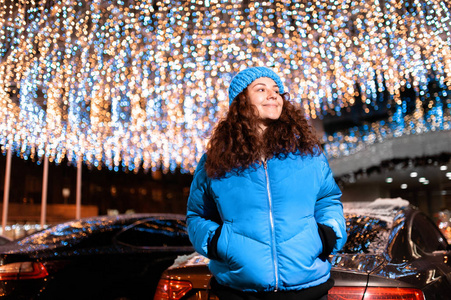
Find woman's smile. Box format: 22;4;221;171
246;77;283;129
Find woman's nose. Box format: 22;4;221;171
268;90;277;99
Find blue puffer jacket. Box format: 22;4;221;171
186;152;347;292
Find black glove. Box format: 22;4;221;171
317;223;336;261
207;225;222;260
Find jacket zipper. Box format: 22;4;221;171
263;160;279;291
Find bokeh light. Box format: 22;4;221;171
0;0;450;173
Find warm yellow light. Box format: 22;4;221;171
0;0;449;172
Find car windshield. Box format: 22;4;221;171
17;216;123;247
339;214;390;254
115;218;191;247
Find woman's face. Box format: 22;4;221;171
246;77;283;127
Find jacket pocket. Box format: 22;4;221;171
208;225;222;260
317;223;337;260
308;217;323;259
216;220;231;262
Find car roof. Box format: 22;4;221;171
343;198;410;225
0;213;186;254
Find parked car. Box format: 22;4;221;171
154;198;451;300
0;213;193;300
0;235;12;245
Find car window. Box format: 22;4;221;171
0;236;12;245
340;214;390;254
411;212;448;253
114;218;191;248
17;218;121;247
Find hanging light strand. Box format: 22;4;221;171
0;0;450;173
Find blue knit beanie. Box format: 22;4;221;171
228;66;285;105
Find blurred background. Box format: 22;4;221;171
0;0;450;239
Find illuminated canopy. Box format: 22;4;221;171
0;0;450;173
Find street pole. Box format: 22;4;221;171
1;147;12;235
76;156;82;219
40;157;49;229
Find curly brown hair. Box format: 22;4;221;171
205;92;321;178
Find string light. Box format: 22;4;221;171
0;0;450;173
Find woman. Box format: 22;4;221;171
186;66;347;300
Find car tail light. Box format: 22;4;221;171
153;278;193;300
0;262;49;280
329;286;425;300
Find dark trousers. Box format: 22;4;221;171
209;277;331;300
